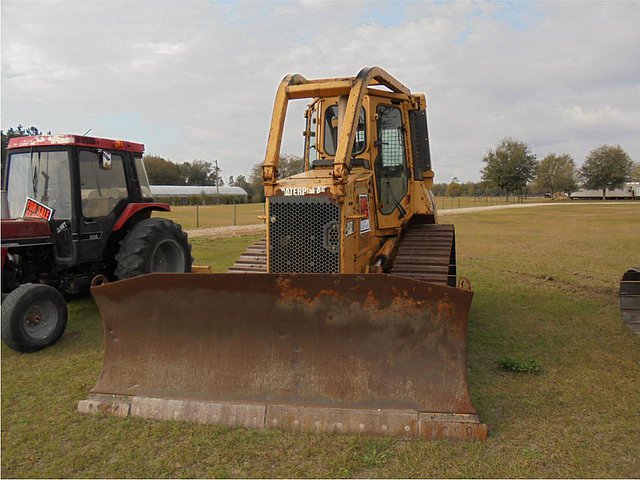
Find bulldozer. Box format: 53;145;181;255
79;67;487;440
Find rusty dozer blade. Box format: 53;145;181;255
79;273;487;440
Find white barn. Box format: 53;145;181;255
570;182;640;200
150;185;249;204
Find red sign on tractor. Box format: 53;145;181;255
23;197;54;221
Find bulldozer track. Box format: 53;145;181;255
228;224;456;288
228;238;267;273
390;223;456;287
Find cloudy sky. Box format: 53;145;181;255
2;1;639;183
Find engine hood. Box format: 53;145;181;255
1;218;51;240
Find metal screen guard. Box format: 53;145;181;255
90;273;475;414
269;197;340;273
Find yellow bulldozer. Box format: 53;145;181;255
79;67;487;441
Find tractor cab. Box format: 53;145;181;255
3;135;154;268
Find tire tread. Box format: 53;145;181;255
114;218;193;279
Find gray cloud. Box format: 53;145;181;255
2;1;638;182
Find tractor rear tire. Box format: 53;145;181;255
114;218;192;279
1;284;68;353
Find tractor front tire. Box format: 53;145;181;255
1;284;68;353
115;218;192;279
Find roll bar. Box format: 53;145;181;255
262;67;412;186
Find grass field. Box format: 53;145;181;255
2;203;639;478
154;196;549;230
153;203;266;230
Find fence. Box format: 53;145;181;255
434;195;530;210
157;196;540;230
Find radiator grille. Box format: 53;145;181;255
269;196;340;273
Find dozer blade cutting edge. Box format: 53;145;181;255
79;273;487;440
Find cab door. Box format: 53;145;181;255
372;101;411;230
77;149;130;263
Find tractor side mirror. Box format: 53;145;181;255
97;149;112;170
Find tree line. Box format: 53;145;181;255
2;126;638;202
479;138;638;200
143;156;223;187
146;141;639;202
146;154;304;202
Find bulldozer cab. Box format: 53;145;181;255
302;94;423;231
263;68;436;274
3;135;153;266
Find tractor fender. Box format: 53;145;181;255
112;203;171;232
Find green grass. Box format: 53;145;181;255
2;203;639;478
153;203;266;230
190;235;263;272
497;357;542;375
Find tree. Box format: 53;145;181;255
629;161;640;182
233;174;255;198
536;153;578;198
481;138;538;200
446;177;463;197
580;145;634;199
278;154;304;178
143;155;184;185
431;183;447;196
249;163;265;202
247;155;303;202
180;160;222;186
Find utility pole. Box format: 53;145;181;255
215;159;220;204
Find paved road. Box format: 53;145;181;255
185;201;629;239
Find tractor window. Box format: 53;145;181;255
136;155;152;197
79;151;128;218
6;150;72;219
323;106;366;157
375;105;408;215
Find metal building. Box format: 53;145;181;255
570;182;639;200
149;185;249;204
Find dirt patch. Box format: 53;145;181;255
501;268;618;298
186;224;265;239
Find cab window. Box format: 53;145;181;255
375;105;408;215
323;105;366;156
6;150;72;219
136;155;152;197
79;151;128;217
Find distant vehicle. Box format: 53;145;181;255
543;192;568;200
570;182;639;200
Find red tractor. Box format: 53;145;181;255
1;134;192;352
